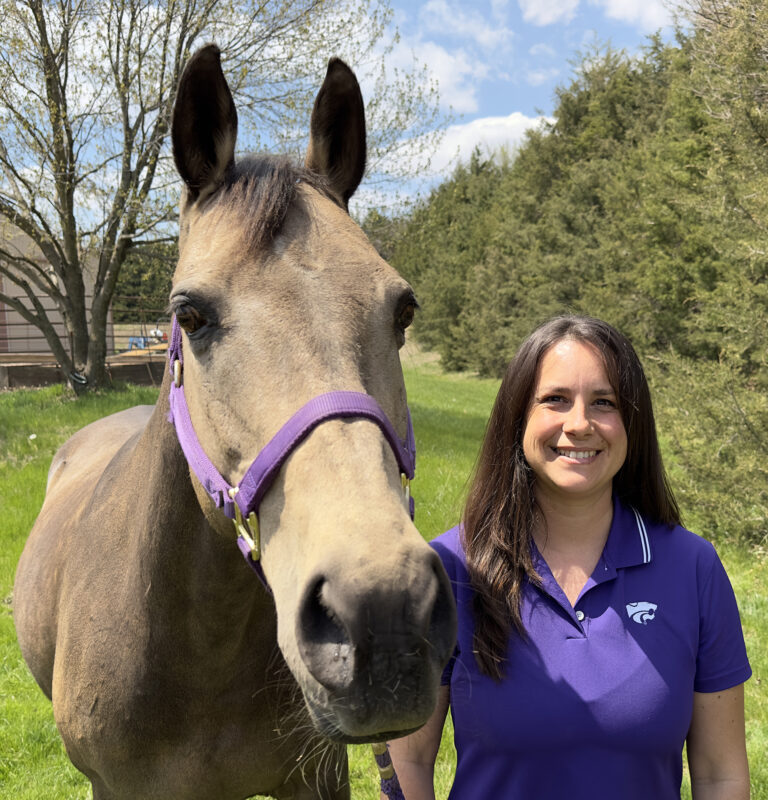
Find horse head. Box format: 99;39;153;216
168;44;456;743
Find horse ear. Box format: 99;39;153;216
172;44;237;201
305;58;366;209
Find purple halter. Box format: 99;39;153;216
167;318;416;585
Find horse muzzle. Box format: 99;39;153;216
294;546;456;742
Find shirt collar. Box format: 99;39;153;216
603;496;653;569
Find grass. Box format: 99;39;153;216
0;383;159;799
0;365;765;798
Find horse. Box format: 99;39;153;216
13;44;456;800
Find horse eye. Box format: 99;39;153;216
397;301;417;331
175;304;207;334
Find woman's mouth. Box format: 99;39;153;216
553;448;598;460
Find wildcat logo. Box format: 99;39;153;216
626;602;658;625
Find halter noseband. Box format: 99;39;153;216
167;318;416;586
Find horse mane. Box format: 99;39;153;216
212;155;338;250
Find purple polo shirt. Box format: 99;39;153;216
431;498;751;800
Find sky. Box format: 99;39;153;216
360;0;680;206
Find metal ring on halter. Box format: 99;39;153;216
173;359;182;388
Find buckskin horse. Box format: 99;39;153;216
13;45;456;800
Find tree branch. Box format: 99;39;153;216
0;280;73;370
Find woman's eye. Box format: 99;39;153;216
594;398;617;408
541;395;566;404
175;304;207;334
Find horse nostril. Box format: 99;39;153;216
298;578;356;691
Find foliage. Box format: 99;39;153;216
385;149;508;371
678;0;768;381
391;30;767;367
391;40;715;367
648;352;768;548
0;0;445;392
112;241;176;323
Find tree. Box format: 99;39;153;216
0;0;443;391
390;148;507;370
391;40;744;375
113;240;176;323
674;0;768;380
386;32;767;546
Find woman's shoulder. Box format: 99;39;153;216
645;515;719;560
639;512;730;587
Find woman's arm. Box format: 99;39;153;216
687;684;749;800
381;684;450;800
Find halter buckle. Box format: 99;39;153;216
235;510;261;561
401;472;411;503
228;488;260;561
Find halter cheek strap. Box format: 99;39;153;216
167;318;416;587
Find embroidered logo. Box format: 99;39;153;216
626;602;657;625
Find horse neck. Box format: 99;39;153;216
130;371;275;650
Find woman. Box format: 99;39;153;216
386;315;750;800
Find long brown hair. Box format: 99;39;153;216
462;315;680;680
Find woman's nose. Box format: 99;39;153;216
563;400;592;435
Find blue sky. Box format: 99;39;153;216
380;0;678;182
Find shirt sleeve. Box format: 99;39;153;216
694;543;752;693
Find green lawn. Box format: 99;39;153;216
0;365;764;798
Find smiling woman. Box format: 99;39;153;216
385;315;751;800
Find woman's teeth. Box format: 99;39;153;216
556;449;597;460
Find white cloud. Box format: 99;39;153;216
589;0;672;30
426;112;548;175
518;0;579;26
526;67;561;86
420;0;515;50
351;111;548;216
387;38;490;114
529;42;557;57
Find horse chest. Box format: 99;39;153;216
61;643;340;799
49;529;324;797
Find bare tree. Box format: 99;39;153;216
0;0;443;390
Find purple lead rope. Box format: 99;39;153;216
371;743;406;800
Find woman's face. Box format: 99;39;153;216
522;338;627;506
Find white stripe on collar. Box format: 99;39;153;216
631;507;651;563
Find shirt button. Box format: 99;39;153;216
575;610;585;622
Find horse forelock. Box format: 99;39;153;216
202;155;339;251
